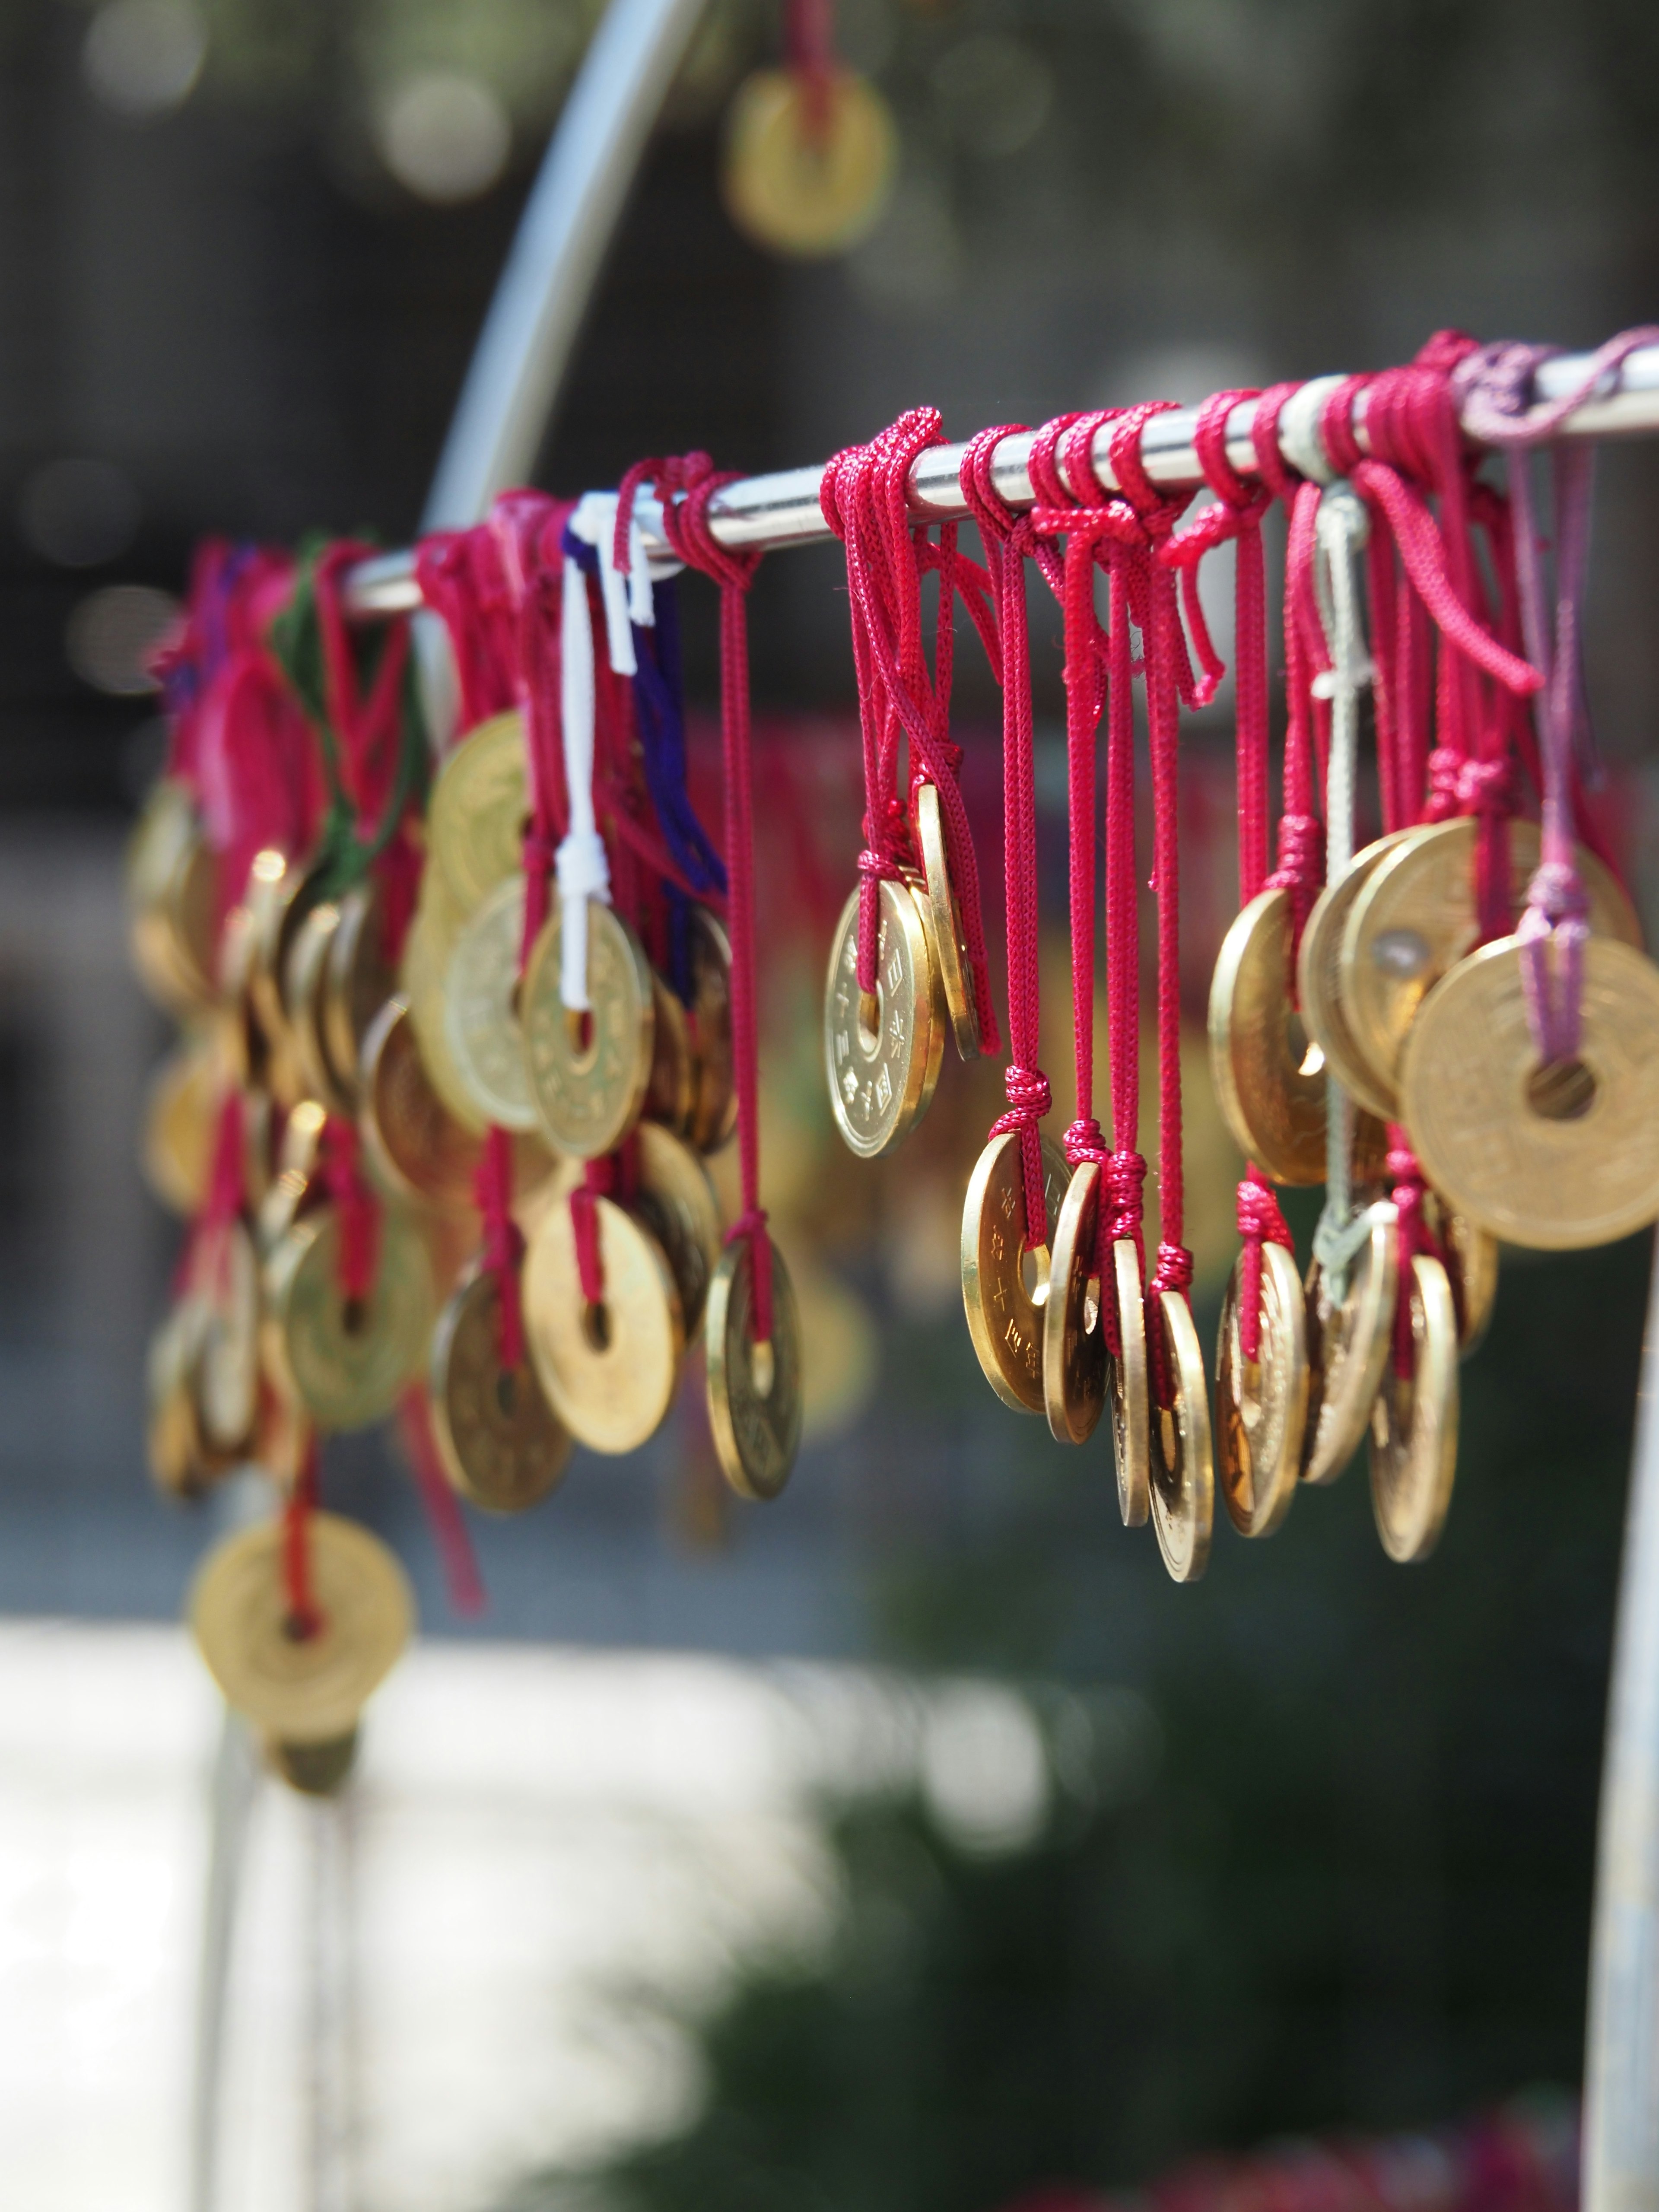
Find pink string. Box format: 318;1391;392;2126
489;492;575;970
321;1115;380;1307
413;526;519;734
397;1388;487;1618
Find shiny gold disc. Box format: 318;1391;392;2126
706;1233;804;1503
1210;886;1387;1185
401;877;488;1138
824;878;945;1159
1216;1239;1309;1539
915;780;980;1062
1148;1290;1214;1584
263;1203;434;1431
127;778;218;1016
248;849;319;1070
322;878;395;1106
646;974;695;1135
521;901;657;1160
679;906;736;1153
141;1031;225;1215
444;875;539;1133
628;1121;722;1341
1426;1194;1498;1355
1401;934;1659;1249
1297;830;1423;1119
723;67;897;258
428;710;528;912
522;1192;683;1453
429;1262;571;1512
960;1128;1071;1414
255;1098;327;1255
196;1217;261;1455
189;1512;413;1743
1368;1252;1460;1564
1043;1158;1107;1445
1302;1207;1398;1486
284;897;350;1115
1340;816;1641;1115
1109;1240;1151;1529
147;1296;224;1499
358;995;483;1214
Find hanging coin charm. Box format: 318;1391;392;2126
1368;1252;1460;1563
960;1129;1071;1414
521;1193;683;1454
445;875;540;1133
915;781;981;1062
1216;1240;1309;1539
1148;1290;1215;1583
1042;1159;1108;1446
1301;1207;1399;1486
1109;1243;1151;1528
706;1233;804;1503
429;1262;571;1513
1297;830;1421;1120
521;901;657;1160
723;68;897;259
358;995;483;1214
428;710;528;912
823;878;946;1158
263;1204;434;1431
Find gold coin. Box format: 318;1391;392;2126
127;778;217;1016
359;995;483;1214
1148;1290;1214;1584
219;892;277;1097
1210;887;1387;1185
241;1087;275;1214
255;1098;327;1255
429;710;528;912
824;879;945;1159
706;1233;803;1502
1297;830;1423;1119
141;1031;225;1215
266;1729;359;1797
246;849;318;1066
1043;1158;1107;1445
284;899;350;1115
263;1203;434;1430
680;906;736;1153
1109;1240;1151;1528
322;879;395;1106
646;974;695;1134
522;1192;683;1453
1426;1193;1498;1355
189;1512;413;1743
916;780;980;1062
1401;934;1659;1249
521;901;656;1160
724;67;896;258
1341;817;1640;1115
1302;1207;1398;1485
402;881;488;1138
1216;1239;1308;1538
1368;1251;1459;1563
960;1128;1070;1414
429;1262;571;1512
628;1122;721;1340
147;1297;221;1499
444;875;538;1132
196;1217;261;1455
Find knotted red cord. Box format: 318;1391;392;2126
960;424;1055;1248
414;525;519;734
489;492;575;968
819;412;1004;1051
1252;387;1329;942
1166;388;1292;1362
283;1432;322;1640
397;1387;486;1618
473;1124;525;1370
632;457;774;1344
321;1114;380;1307
569;1153;618;1309
314;543;411;843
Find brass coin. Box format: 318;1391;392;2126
196;1217;261;1455
1109;1240;1151;1529
444;875;538;1133
915;780;980;1062
263;1203;434;1431
1148;1290;1214;1584
680;906;736;1153
127;778;217;1016
189;1512;413;1743
522;1192;683;1453
628;1122;721;1341
255;1098;328;1255
219;891;281;1099
646;974;695;1135
266;1729;359;1798
359;995;483;1214
1401;934;1659;1249
1341;817;1641;1115
724;67;896;257
1298;830;1423;1119
1302;1207;1398;1485
1369;1252;1460;1564
1216;1239;1309;1539
960;1128;1070;1414
706;1233;803;1502
147;1296;221;1500
242;1087;275;1214
1211;886;1388;1185
1043;1158;1107;1446
521;901;656;1160
824;879;945;1159
1426;1193;1498;1355
141;1031;225;1215
284;899;350;1115
429;710;528;912
429;1262;571;1512
248;849;319;1066
402;882;488;1138
322;879;396;1106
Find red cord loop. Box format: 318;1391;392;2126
1063;1116;1106;1169
1104;1150;1147;1245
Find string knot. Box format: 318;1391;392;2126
1104;1150;1146;1243
1525;857;1589;927
1237;1176;1291;1247
1454;754;1516;817
1266;811;1324;893
996;1065;1051;1125
1152;1241;1194;1297
1063;1116;1106;1169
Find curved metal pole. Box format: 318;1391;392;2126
420;0;711;531
1584;1233;1659;2212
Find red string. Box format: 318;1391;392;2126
397;1388;487;1618
283;1433;322;1640
960;424;1054;1249
489;492;575;970
321;1115;380;1306
784;0;835;139
569;1154;617;1309
413;526;519;735
314;543;411;842
474;1125;525;1371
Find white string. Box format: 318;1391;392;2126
557;501;612;1012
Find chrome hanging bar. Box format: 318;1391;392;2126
343;338;1659;618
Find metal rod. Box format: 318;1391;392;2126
345;338;1659;617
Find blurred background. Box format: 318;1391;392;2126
3;0;1659;2206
